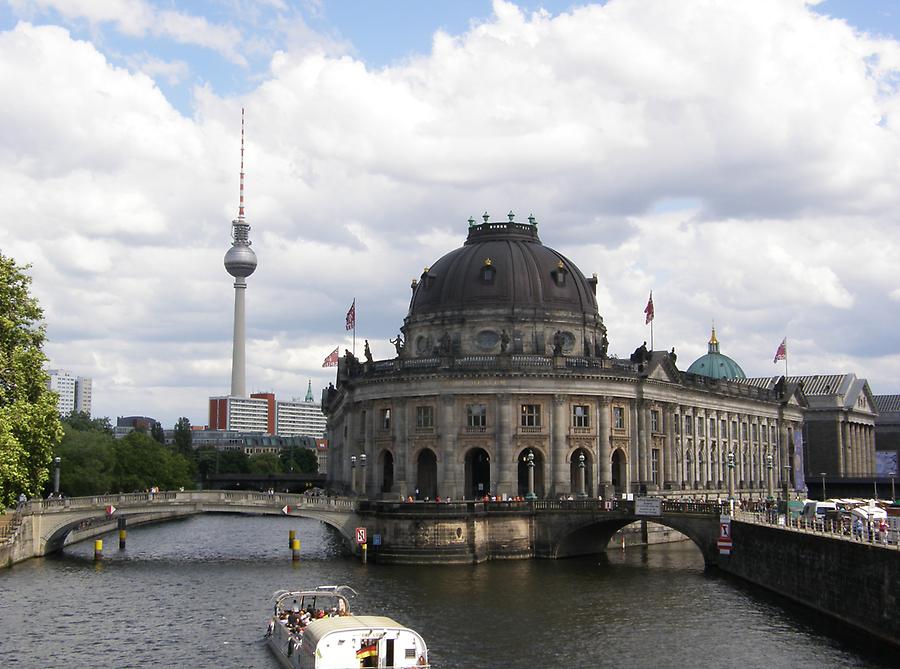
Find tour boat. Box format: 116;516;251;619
266;586;429;668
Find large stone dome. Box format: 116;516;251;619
402;215;606;358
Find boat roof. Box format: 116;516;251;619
302;615;417;648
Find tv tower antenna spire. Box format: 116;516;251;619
223;107;257;397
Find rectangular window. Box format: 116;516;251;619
650;410;660;433
762;426;768;443
684;415;693;435
613;406;625;430
415;405;434;430
709;418;716;437
573;405;590;428
751;423;758;441
697;417;705;436
467;404;486;429
741;422;748;441
651;448;660;485
380;408;391;430
721;419;727;438
521;404;541;428
732;420;738;440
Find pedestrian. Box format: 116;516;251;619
853;517;863;540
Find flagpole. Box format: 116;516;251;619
650;319;654;352
353;297;356;358
784;336;788;380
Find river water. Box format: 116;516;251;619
0;515;894;668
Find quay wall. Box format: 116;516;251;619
720;521;900;646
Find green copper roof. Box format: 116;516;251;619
686;327;746;380
304;380;314;402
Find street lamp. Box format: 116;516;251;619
53;457;61;495
766;454;774;501
890;472;896;502
820;472;827;502
360;453;367;497
525;450;537;501
350;455;357;495
577;452;587;498
726;451;735;502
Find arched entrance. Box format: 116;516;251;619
611;448;627;495
465;447;491;499
569;448;594;497
415;449;437;500
380;450;394;495
516;448;546;498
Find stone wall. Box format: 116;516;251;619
720;521;900;646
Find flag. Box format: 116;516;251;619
322;347;339;367
773;338;787;363
644;291;654;324
356;643;377;659
345;300;356;331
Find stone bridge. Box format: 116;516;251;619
3;491;725;567
2;490;360;566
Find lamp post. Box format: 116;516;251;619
53;457;61;495
766;454;774;501
525;450;536;501
820;472;827;502
360;453;367;497
726;451;735;502
577;453;587;498
350;455;357;495
782;464;791;502
890;472;896;502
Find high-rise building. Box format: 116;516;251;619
46;369;92;416
208;395;269;433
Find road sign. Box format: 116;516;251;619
635;497;662;516
282;505;290;515
356;527;367;545
105;505;116;515
718;517;733;555
373;534;382;546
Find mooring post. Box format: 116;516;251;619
289;529;296;549
291;538;300;562
94;539;103;561
361;542;367;564
118;516;127;550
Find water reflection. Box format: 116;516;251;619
0;515;893;669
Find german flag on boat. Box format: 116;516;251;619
356;642;377;659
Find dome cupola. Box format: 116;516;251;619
686;327;746;379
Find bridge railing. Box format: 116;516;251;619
734;510;900;548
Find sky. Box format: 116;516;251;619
2;0;900;428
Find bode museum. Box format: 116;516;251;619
323;215;814;501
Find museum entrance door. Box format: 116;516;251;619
611;448;627;495
465;447;491;499
415;448;437;500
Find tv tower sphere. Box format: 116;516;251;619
224;226;257;277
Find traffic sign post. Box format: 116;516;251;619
355;527;367;545
717;517;733;555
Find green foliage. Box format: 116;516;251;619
217;449;250;474
112;431;193;492
57;425;116;496
248;453;283;475
281;446;319;474
173;417;192;456
62;411;112;434
0;253;63;507
150;421;165;444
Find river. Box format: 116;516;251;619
0;514;894;668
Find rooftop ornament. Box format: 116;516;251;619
528;213;537;226
468;216;476;227
508;210;515;222
483;211;490;223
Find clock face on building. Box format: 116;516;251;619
476;330;500;351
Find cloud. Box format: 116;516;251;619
2;0;900;426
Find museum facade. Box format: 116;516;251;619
322;216;806;500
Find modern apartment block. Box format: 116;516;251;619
276;399;328;438
47;369;92;416
207;384;326;437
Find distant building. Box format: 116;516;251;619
114;415;158;439
47;369;92;416
208;383;326;437
742;374;877;478
208;395;269;433
874;395;900;475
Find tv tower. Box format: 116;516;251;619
223;108;257;397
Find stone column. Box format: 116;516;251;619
629;401;640;494
852;423;860;475
841;419;851;476
597;397;612;498
551;395;569;496
835;416;844;476
780;420;790;493
393;399;409;497
664;404;677;490
637;401;649;490
496;393;514;498
438;395;458;499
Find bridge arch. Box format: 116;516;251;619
548;516;719;565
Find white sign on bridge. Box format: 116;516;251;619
634;497;662;516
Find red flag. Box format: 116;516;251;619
345;300;355;331
322;347;339;367
644;291;654;324
773;338;786;363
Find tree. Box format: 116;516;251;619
112;431;193;492
248;453;284;475
173;417;192;456
281;447;318;474
63;411;112;434
150;420;165;444
56;425;116;496
0;253;63;507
